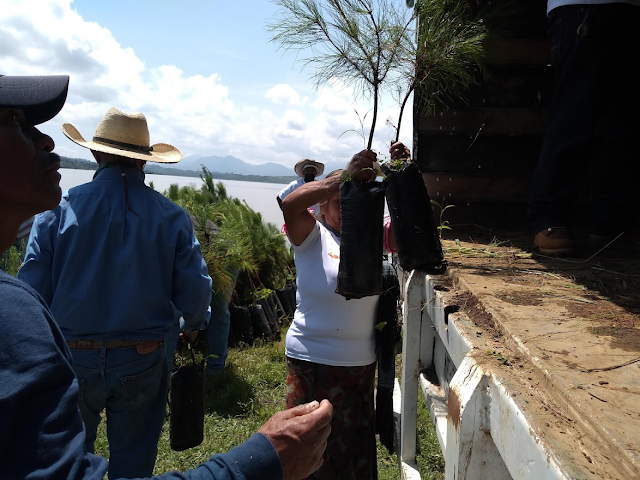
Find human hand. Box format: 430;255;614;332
346;149;378;183
389;142;410;160
258;399;333;480
180;331;198;343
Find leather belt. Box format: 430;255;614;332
66;339;164;355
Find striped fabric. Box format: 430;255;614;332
17;217;34;241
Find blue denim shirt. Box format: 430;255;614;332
0;270;282;480
19;166;212;340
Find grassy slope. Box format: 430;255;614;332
94;330;444;479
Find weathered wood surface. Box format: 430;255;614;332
398;236;640;479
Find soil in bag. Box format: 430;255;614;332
336;180;386;299
384;162;447;273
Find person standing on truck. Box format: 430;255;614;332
529;0;640;255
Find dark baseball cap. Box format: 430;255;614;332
0;74;69;125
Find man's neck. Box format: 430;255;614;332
0;209;25;254
100;160;142;171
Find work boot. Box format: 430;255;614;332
534;227;577;256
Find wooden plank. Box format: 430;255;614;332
483;39;551;65
417;107;547;135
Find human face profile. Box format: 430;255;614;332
0;108;61;220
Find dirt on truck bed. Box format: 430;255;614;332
435;227;640;479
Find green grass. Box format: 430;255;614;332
94;330;444;479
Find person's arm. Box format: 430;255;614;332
150;400;333;480
0;277;108;480
281;150;378;246
280;175;341;246
17;212;56;304
1;275;332;480
173;214;213;332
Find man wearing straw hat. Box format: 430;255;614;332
18;106;214;478
277;158;325;216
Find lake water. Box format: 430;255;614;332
59;169;287;227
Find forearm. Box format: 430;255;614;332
151;433;282;480
281;174;341;216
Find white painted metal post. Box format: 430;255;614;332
400;271;425;465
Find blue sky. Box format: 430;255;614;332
1;0;413;170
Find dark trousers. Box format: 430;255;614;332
528;4;640;235
286;357;377;480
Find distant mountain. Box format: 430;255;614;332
59;156;295;184
60;157;96;170
180;155;294;177
180;153;203;165
61;153;349;180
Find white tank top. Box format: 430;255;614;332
547;0;640;15
285;222;377;366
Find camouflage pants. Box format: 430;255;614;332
286;357;377;480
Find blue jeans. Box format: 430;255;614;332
205;288;231;374
528;4;640;235
71;343;168;479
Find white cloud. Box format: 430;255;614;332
265;84;303;106
1;0;412;168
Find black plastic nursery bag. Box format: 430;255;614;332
336;180;386;299
230;305;254;346
169;348;205;451
384;162;447;274
375;260;401;454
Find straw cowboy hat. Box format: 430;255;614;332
294;158;324;177
61;107;182;163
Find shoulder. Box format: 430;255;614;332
149;188;185;209
292;221;321;252
278;178;303;198
1;267;70;332
0;273;68;362
64;181;95;199
141;189;193;221
0;272;51;321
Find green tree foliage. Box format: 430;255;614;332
268;0;413;149
268;0;512;144
163;167;294;303
388;0;494;140
0;240;25;277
